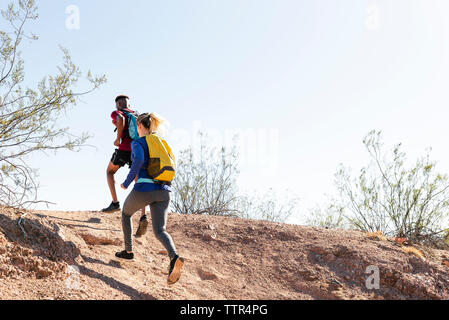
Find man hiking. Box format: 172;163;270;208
115;112;184;286
102;95;148;237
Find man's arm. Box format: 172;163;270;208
114;114;125;147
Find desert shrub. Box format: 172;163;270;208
306;203;347;229
171;133;240;216
0;0;105;208
309;130;449;246
236;189;299;223
171;133;298;223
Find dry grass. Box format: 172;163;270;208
365;231;387;241
80;233;121;246
402;246;424;259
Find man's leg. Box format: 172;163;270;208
107;161;120;203
102;160;121;212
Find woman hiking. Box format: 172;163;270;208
115;112;184;286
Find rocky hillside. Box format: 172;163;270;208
0;207;448;300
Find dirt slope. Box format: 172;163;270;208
0;207;448;300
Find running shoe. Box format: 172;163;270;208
168;255;184;285
102;201;120;213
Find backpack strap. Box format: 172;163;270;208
119;107;135;115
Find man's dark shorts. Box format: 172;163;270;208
110;149;132;168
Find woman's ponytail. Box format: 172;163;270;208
149;112;168;135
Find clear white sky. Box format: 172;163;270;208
14;0;449;225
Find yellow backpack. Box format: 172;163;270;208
145;133;176;183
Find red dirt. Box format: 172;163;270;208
0;207;448;300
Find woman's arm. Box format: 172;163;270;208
122;141;145;189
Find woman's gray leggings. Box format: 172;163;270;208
122;189;177;259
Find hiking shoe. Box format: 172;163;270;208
115;250;134;260
135;215;149;238
168;255;184;285
102;202;120;213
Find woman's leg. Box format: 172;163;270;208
149;190;178;260
122;190;147;252
133;176;147;218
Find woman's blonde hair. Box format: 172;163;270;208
149;112;168;135
137;112;168;135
